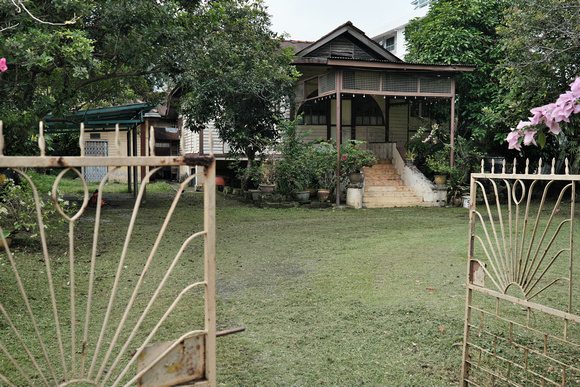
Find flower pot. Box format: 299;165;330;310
1;231;12;250
434;175;447;185
259;184;275;194
294;191;310;202
317;189;331;201
307;187;316;197
462;195;470;208
215;176;226;188
349;172;363;184
249;189;262;201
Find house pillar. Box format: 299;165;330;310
127;129;132;194
335;69;343;206
450;77;456;168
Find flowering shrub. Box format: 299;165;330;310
0;176;76;238
409;123;482;185
339;140;377;175
507;78;580;150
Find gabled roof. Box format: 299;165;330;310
295;21;402;62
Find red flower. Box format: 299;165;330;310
341;155;347;161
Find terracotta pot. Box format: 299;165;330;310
434;175;447;185
349;172;363;184
317;189;331;201
0;232;12;250
215;176;226;187
260;184;275;194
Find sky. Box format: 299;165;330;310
263;0;429;41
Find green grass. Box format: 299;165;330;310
25;169;174;194
1;183;577;386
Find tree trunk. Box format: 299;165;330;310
240;155;255;191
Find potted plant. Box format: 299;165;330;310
339;140;378;183
310;141;338;200
258;159;277;193
405;149;416;166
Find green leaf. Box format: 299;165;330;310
538;131;546;148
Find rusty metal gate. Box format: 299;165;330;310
0;122;217;386
462;159;580;386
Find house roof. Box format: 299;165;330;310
295;21;403;63
281;40;314;53
45;103;156;132
292;21;474;75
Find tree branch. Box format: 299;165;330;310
10;0;79;26
74;67;162;90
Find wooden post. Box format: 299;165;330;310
140;121;148;199
204;154;216;385
450;77;456;169
335;70;342;206
133;125;138;197
127;129;132;194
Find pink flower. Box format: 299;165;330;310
570;78;580;97
529;106;545;126
523;128;537;146
506;129;523;151
516;120;532;130
0;58;7;72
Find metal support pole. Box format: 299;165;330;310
127;129;132;194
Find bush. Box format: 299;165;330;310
0;174;76;238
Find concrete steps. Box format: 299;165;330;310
362;159;426;208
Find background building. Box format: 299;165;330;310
371;0;432;59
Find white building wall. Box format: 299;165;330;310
369;1;430;59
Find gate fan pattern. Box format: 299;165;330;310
462;159;580;386
0;122;216;386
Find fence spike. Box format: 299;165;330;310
538;158;542;175
115;124;121;153
565;158;569;175
492;159;495;174
0;120;4;156
149;125;155;156
481;159;484;174
502;159;506;174
526;159;530;174
79;123;85;157
551;158;556;174
513;158;517;174
39;121;46;157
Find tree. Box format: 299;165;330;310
178;0;299;190
404;0;511;149
492;0;580;164
0;0;296;160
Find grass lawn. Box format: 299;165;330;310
211;197;469;386
1;179;475;385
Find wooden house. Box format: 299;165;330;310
187;22;474;207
